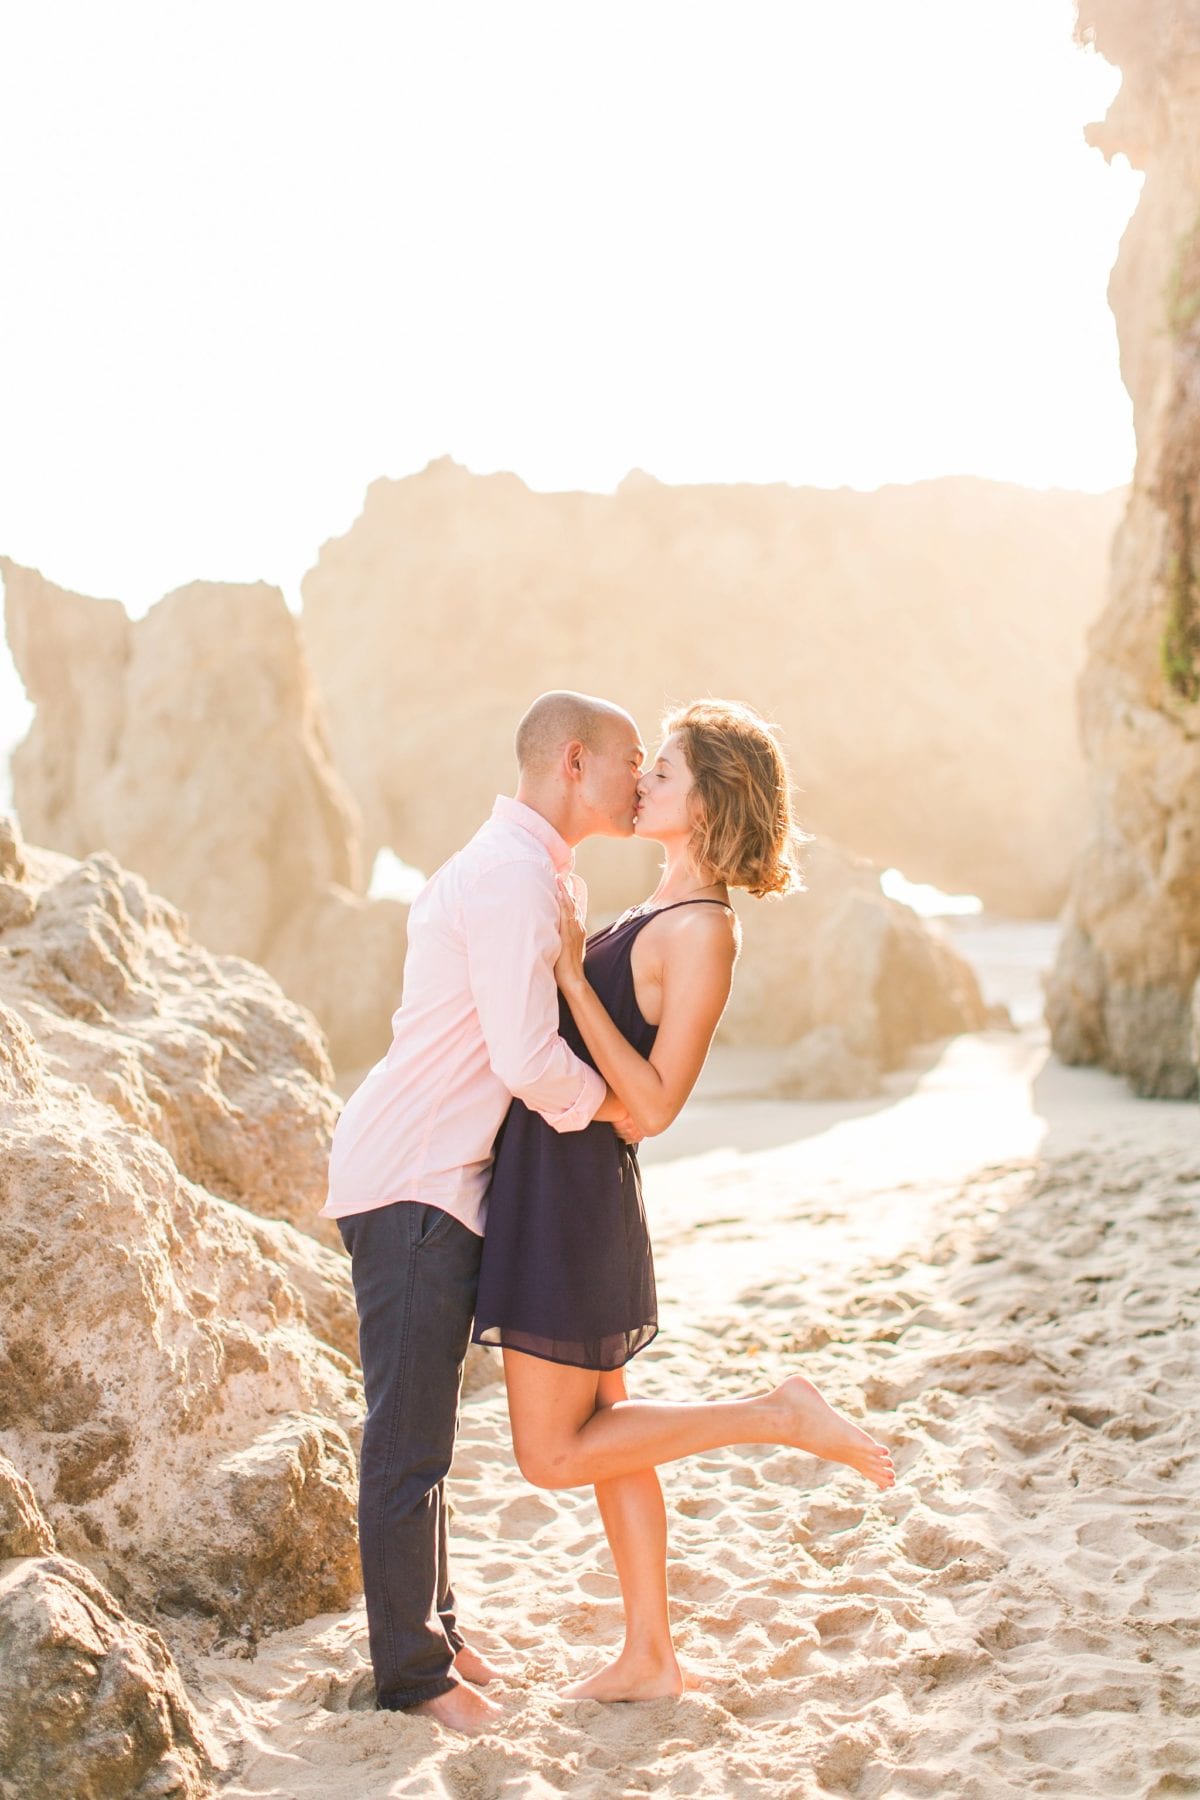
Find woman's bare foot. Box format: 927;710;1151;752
409;1678;503;1734
561;1647;684;1703
454;1643;507;1685
772;1374;896;1490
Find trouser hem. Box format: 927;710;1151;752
377;1673;459;1711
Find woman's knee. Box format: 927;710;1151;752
503;1349;600;1488
513;1436;577;1490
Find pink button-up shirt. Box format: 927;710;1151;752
320;796;606;1235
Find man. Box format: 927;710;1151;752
321;690;644;1734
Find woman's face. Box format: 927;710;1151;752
633;732;698;843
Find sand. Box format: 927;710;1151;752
181;926;1200;1799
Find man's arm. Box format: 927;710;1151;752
462;859;609;1132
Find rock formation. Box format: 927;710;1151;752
299;462;1122;919
1046;3;1200;1097
1;562;408;1075
0;818;362;1640
719;839;990;1094
0;1457;215;1800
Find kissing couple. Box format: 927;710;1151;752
321;690;894;1734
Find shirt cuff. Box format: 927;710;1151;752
542;1063;607;1133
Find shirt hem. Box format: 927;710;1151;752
318;1192;484;1236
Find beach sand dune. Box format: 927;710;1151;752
189;1030;1199;1798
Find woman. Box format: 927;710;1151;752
472;700;894;1701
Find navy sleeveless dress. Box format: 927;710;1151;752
472;900;732;1370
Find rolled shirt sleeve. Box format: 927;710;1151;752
462;859;606;1131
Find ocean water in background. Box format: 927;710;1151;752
941;913;1062;1029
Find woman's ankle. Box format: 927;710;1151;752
619;1636;679;1672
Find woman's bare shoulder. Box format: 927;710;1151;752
645;902;739;959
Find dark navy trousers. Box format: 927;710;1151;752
338;1200;482;1710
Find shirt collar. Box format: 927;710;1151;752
491;795;574;874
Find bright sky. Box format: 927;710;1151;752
0;0;1140;765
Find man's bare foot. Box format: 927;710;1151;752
561;1647;684;1703
772;1374;896;1490
409;1678;503;1735
454;1643;507;1686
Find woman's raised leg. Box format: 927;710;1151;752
561;1370;682;1702
502;1351;894;1493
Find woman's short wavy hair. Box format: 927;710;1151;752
664;699;807;899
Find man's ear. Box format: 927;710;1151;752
563;739;586;781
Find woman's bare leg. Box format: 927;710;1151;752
502;1351;894;1492
561;1371;682;1702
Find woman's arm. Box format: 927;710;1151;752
554;892;736;1136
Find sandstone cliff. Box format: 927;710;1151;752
1046;3;1200;1097
2;562;408;1074
300;463;1122;919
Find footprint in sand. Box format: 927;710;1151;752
676;1494;724;1520
498;1493;558;1531
766;1631;820;1678
1065;1402;1116;1430
684;1607;744;1644
813;1732;875;1796
1056;1682;1142;1716
914;1645;987;1689
795;1504;869;1569
728;1462;764;1490
561;1529;606;1558
802;1503;867;1536
668;1563;735;1604
901;1513;994;1576
1075;1514;1141;1556
1103;1404;1174;1442
976;1615;1041;1654
318;1668;377;1713
861;1368;924;1410
813;1601;880;1643
577;1570;620;1598
1136;1519;1190;1550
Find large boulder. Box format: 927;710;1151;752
266;884;408;1079
0;1552;214;1800
0;818;339;1243
1;564;408;1076
299;460;1121;918
1046;3;1200;1098
719;839;988;1092
0;824;362;1636
1;1457;213;1798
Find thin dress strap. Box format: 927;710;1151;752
591;896;736;947
626;899;735;923
648;899;734;914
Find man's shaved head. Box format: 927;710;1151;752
515;691;638;775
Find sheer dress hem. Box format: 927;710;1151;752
473;1322;657;1371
